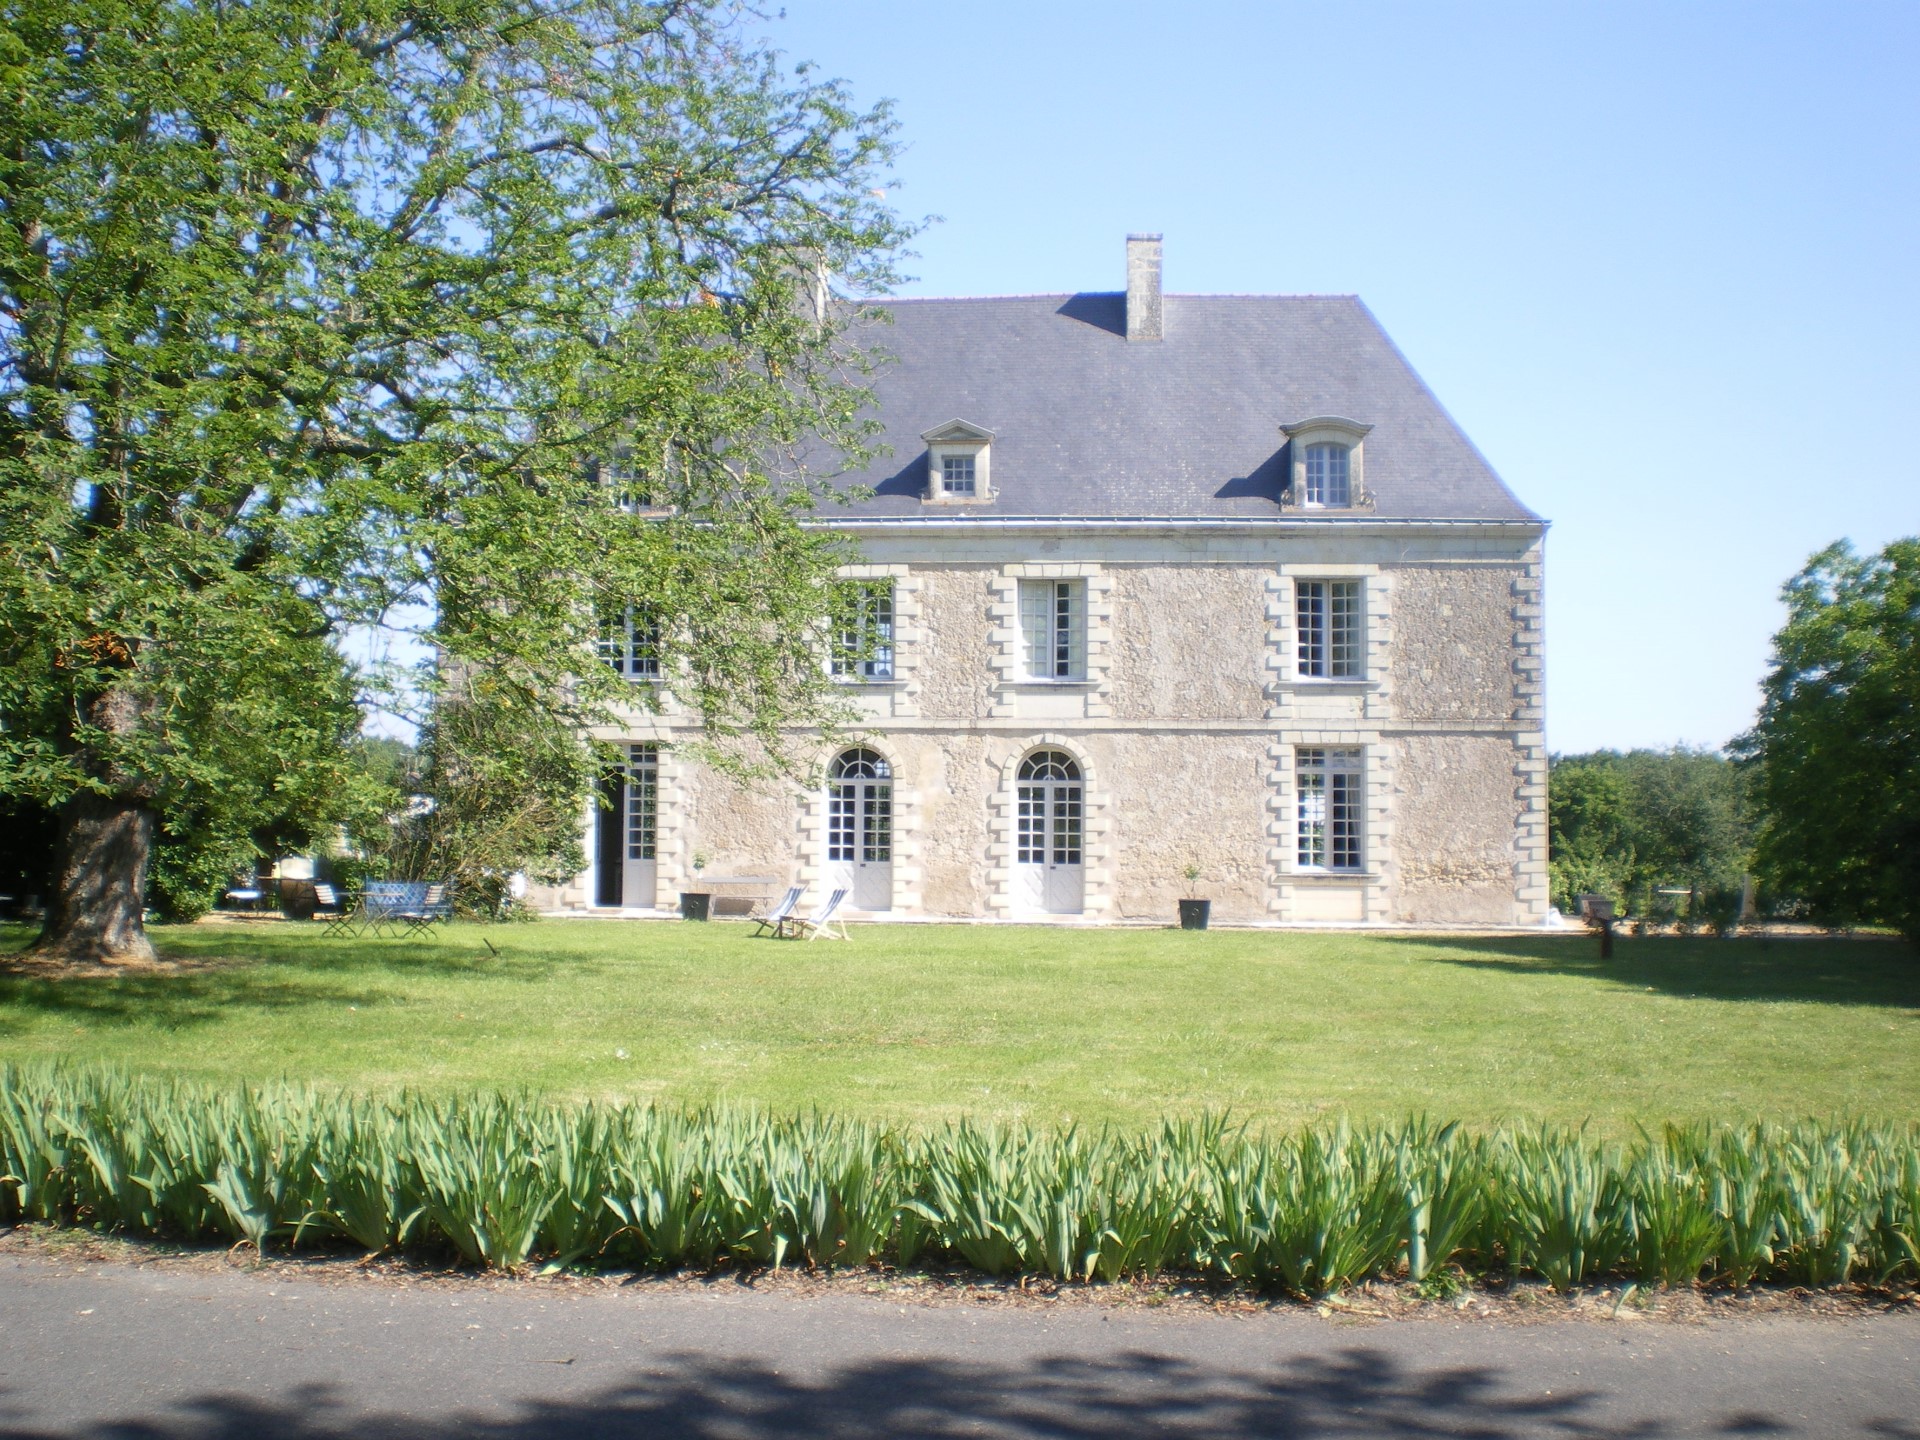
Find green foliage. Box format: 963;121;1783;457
0;0;914;952
1548;748;1754;916
6;1065;1918;1292
1736;539;1920;945
351;680;592;911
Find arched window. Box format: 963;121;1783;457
1017;749;1080;783
830;747;891;782
826;748;893;910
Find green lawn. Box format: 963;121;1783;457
3;920;1916;1132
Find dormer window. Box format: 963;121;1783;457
1304;444;1349;507
1280;417;1373;511
920;419;994;506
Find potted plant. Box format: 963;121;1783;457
680;852;712;922
1178;862;1210;931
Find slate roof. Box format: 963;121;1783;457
826;292;1539;523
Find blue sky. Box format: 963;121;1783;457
766;0;1919;754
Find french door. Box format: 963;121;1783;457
826;747;893;911
1014;749;1084;915
594;743;657;908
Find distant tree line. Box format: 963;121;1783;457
1547;747;1755;930
1553;537;1917;946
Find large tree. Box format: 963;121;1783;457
1737;539;1920;945
0;0;910;962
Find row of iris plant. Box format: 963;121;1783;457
3;1065;1916;1293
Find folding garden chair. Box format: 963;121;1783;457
399;883;454;933
793;887;851;942
751;885;807;938
314;883;358;937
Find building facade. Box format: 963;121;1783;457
530;237;1550;927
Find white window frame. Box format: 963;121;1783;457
940;453;977;497
1303;444;1350;508
1295;579;1363;680
601;605;662;681
1296;747;1364;872
830;579;896;682
1019;578;1086;681
626;743;658;860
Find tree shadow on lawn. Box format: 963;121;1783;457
0;965;403;1036
0;1346;1720;1440
0;923;651;1034
1383;933;1920;1013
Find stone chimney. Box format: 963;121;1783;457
1125;233;1163;342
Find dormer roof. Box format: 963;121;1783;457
919;418;995;445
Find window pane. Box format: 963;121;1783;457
1295;581;1326;677
1016;784;1046;864
941;453;976;495
1296;748;1327;868
1304;445;1350;507
1329;580;1360;678
627;744;657;859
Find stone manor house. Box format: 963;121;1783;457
529;236;1550;927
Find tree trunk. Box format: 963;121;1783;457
34;790;158;965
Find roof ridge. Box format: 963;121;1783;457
856;291;1362;304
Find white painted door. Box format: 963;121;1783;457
1015;750;1084;915
623;744;658;909
827;748;892;911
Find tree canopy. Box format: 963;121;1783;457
0;0;913;961
1547;747;1753;918
1736;539;1920;945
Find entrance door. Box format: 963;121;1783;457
1014;750;1084;915
826;747;892;911
596;744;657;908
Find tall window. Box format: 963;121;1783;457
1303;444;1351;507
1297;748;1363;871
941;453;977;496
827;748;891;863
1016;750;1082;866
830;581;895;681
626;744;658;860
1295;580;1362;679
1019;579;1085;680
601;606;663;680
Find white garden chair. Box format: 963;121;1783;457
793;887;850;942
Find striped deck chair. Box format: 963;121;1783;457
795;887;851;942
752;885;807;938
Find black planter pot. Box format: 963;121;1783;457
1178;898;1211;931
679;891;711;922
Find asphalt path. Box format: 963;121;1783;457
2;1253;1917;1438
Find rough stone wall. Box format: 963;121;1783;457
908;731;997;916
679;764;801;883
1107;566;1270;720
1095;730;1272;922
910;567;995;721
1390;733;1524;924
1389;565;1520;723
